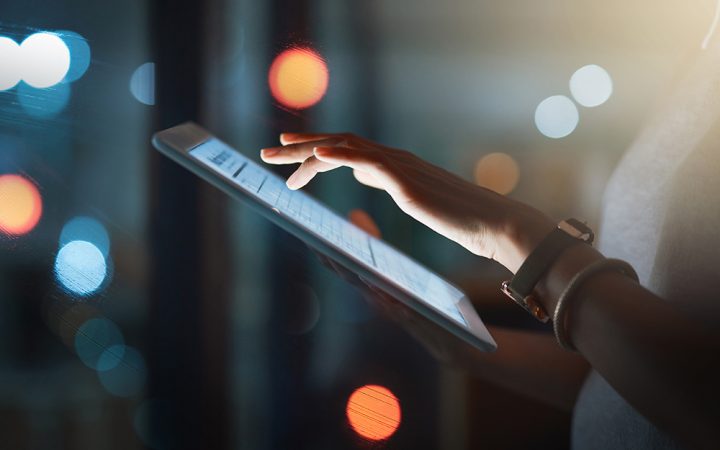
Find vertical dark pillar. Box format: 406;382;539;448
266;1;313;448
148;0;229;449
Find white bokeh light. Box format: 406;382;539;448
21;32;71;88
534;95;579;139
54;240;107;296
569;64;613;108
0;37;22;91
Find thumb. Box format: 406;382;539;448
348;209;381;238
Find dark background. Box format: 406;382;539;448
0;0;714;449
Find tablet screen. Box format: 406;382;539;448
189;138;469;327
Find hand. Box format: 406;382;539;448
261;132;555;273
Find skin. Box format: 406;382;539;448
261;133;720;449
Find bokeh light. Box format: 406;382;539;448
474;152;520;195
534;95;579;139
569;64;613;108
268;47;329;109
55;30;91;83
0;174;42;236
346;385;401;441
130;62;155;105
20;32;70;88
97;345;146;397
0;37;22;91
74;317;125;371
60;216;110;257
54;240;107;296
17;82;71;117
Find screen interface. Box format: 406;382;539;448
189;138;468;327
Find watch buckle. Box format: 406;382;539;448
501;280;550;323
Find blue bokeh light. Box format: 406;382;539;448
60;216;110;257
97;345;146;397
55;30;91;83
55;240;107;296
17;81;71;117
74;317;125;371
129;62;155;105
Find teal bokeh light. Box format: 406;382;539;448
98;345;146;397
55;30;91;83
60;216;110;257
74;317;125;370
18;82;71;117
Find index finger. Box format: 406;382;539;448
261;138;344;164
280;132;348;145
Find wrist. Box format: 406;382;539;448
496;212;600;322
493;206;556;274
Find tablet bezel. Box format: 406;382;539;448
152;122;497;352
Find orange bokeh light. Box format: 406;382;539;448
474;152;520;195
346;384;401;441
268;47;329;110
0;174;43;236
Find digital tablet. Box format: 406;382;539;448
152;122;496;352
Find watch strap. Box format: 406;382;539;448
509;229;581;298
502;219;594;322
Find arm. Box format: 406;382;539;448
324;210;590;411
536;243;720;449
465;325;589;411
261;132;720;449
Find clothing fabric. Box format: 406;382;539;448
571;41;720;449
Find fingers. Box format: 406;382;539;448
280;132;346;145
313;146;405;195
261;138;342;164
352;169;384;190
285;155;339;190
348;209;381;238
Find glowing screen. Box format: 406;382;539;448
189;139;468;327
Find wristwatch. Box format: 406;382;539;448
501;218;594;322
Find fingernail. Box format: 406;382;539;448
261;148;280;158
313;146;329;156
286;172;299;190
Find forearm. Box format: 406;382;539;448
535;243;720;448
463;326;589;411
